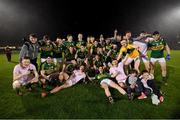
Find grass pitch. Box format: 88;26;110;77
0;51;180;119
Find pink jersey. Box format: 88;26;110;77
70;70;86;85
13;64;36;84
109;62;127;83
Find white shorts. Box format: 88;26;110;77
150;58;166;63
100;78;111;86
66;79;77;87
41;58;46;63
125;56;140;65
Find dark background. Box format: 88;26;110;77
0;0;180;48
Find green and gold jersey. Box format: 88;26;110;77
95;72;111;81
91;45;98;54
94;59;104;68
105;44;113;51
40;44;53;58
64;49;75;61
76;41;85;49
148;39;166;58
52;43;66;58
64;41;75;48
41;62;56;75
76;49;88;59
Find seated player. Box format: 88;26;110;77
40;56;58;88
126;69;141;100
41;65;86;97
109;60;127;88
138;70;164;105
96;66;126;104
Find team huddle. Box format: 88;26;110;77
12;30;171;105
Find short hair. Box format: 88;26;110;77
129;69;138;74
141;70;149;74
153;31;160;35
43;35;50;40
20;56;30;62
125;30;131;34
29;33;37;38
67;34;72;38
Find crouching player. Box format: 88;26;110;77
12;56;39;96
96;66;126;104
41;65;86;97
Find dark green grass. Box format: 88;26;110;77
0;51;180;119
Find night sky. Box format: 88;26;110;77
0;0;180;46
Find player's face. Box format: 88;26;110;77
112;60;118;66
46;57;52;63
113;45;117;49
142;72;149;80
131;73;137;77
21;59;30;68
46;40;51;45
126;32;131;38
153;34;160;40
121;40;127;46
90;37;95;43
80;66;85;72
99;67;103;73
69;47;73;52
81;46;85;51
117;35;121;41
56;38;62;43
29;36;37;44
95;55;99;60
68;36;73;41
78;34;83;40
105;39;110;44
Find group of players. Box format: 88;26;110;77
12;30;171;105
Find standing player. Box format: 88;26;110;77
148;31;171;85
133;31;151;71
117;40;140;74
52;37;65;65
76;33;85;49
5;45;12;62
39;37;53;63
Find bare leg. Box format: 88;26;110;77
109;81;126;95
134;60;140;74
150;61;156;75
101;83;111;97
144;61;150;72
50;83;71;94
159;62;167;77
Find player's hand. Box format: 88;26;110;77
22;71;31;76
166;54;171;61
